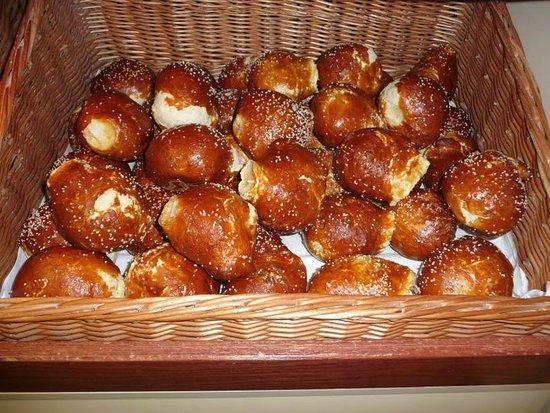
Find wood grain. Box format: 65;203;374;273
0;338;549;391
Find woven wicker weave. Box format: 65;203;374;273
0;0;548;341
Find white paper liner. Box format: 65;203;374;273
2;227;548;298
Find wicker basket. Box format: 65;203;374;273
0;0;548;342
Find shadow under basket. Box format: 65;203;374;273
0;0;548;342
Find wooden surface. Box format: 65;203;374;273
0;338;549;391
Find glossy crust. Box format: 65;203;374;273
378;73;448;148
126;243;218;297
333;128;429;204
317;43;392;97
158;184;258;281
308;255;415;296
310;84;385;147
126;160;172;255
218;56;252;90
410;43;458;98
440;151;531;237
216;88;242;134
304;193;395;261
145;124;233;190
390;190;457;261
74;91;154;161
238;140;327;233
225;228;307;294
248;50;318;101
90;58;155;106
423;107;477;189
60;147;132;174
12;246;124;298
47;157;151;252
19;204;71;256
152;61;218;129
232;89;314;160
311;147;345;196
417;236;513;296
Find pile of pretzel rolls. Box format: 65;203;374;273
14;43;530;298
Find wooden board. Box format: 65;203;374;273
0;337;549;391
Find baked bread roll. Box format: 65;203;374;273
232;89;313;160
216;88;242;134
423;107;477;189
310;84;385;147
144;124;233;190
152;61;218;129
90;58;155;106
218;56;252;90
19;203;71;256
159;184;258;281
333;128;429;204
11;246;124;298
73;91;154;161
312;147;345;197
304;193;395;261
61;147;132;174
417;236;513;296
126;160;172;254
390;190;456;260
378;73;448;147
239;139;327;233
47;156;151;252
225;228;307;294
441;150;531;237
248;50;318;101
126;243;218;297
308;255;415;296
317;43;392;97
410;43;458;98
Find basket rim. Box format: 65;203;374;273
0;294;548;323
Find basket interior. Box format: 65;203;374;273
0;0;548;289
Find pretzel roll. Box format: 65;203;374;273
126;160;173;254
145;124;233;190
310;84;384;147
417;236;513;296
410;43;458;98
152;61;218;129
333;128;429;204
224;133;249;191
304;193;395;261
126;244;217;297
12;246;124;298
216;88;242;134
90;58;155;106
378;74;448;147
424;107;477;189
19;204;71;256
248;50;318;101
73;91;154;161
308;255;415;296
238;140;327;233
159;184;258;281
311;147;345;196
232;89;313;160
441;151;531;237
61;147;131;174
47;156;151;252
218;56;252;90
225;228;307;294
390;190;456;260
317;43;392;97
